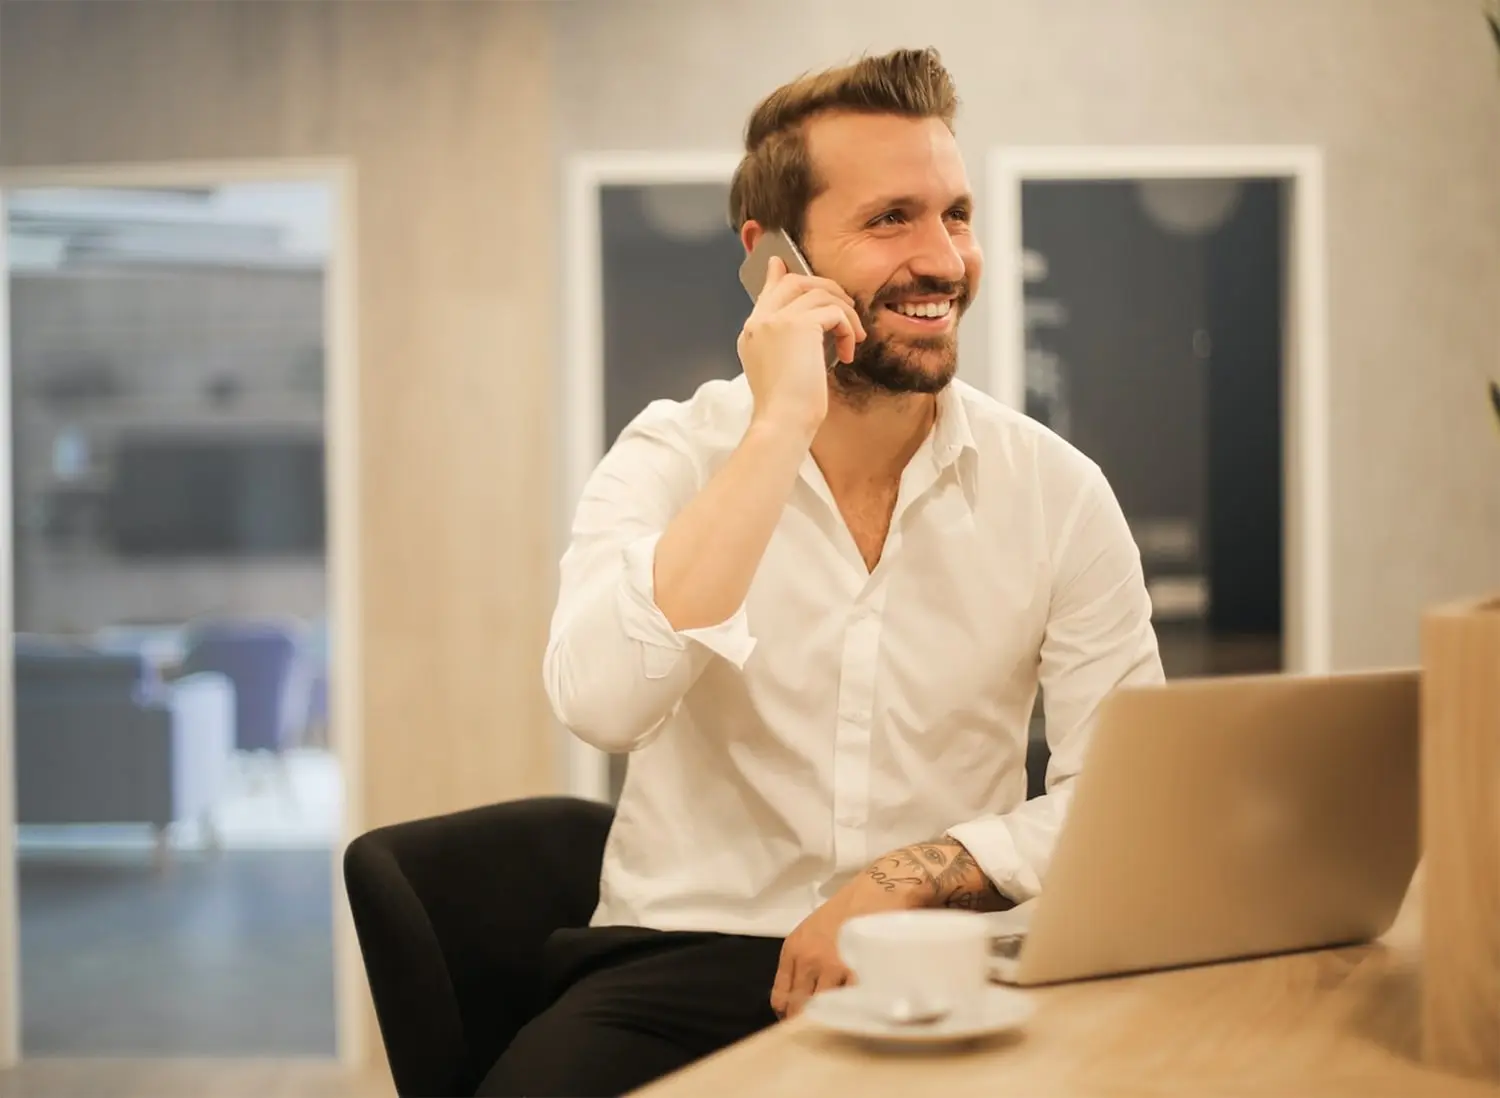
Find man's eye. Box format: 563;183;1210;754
872;210;907;227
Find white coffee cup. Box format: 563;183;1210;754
837;910;990;1022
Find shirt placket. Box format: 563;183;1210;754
830;578;889;874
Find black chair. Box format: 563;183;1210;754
344;796;615;1097
346;749;1050;1096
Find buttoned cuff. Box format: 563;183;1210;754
618;533;758;675
944;815;1042;904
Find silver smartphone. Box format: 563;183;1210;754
736;228;842;367
737;227;815;298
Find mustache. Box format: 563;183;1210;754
871;275;970;310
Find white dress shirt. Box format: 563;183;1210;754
544;374;1164;938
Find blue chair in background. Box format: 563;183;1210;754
180;619;301;757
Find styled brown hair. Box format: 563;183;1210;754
728;47;960;246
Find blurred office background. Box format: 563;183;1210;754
0;0;1497;1094
8;181;338;1058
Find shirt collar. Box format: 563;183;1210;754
932;381;978;471
729;373;976;467
767;376;980;508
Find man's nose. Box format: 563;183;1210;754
909;219;966;284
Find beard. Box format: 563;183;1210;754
830;274;970;404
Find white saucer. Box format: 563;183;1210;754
802;985;1035;1045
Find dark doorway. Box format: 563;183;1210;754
1020;177;1285;679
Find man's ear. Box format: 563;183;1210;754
739;220;764;257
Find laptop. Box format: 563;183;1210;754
986;668;1421;987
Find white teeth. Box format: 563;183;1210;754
893;300;952;318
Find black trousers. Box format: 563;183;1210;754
477;925;785;1097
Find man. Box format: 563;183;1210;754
489;46;1163;1098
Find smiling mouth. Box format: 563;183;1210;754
887;299;952;318
883;299;956;329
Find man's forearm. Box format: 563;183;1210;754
863;836;1012;912
652;418;812;631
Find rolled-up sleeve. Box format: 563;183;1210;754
544;409;757;753
945;462;1164;902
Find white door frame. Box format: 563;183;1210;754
987;146;1330;675
0;159;365;1069
560;151;742;803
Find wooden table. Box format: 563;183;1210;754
634;874;1500;1097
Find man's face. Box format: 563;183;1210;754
798;111;982;399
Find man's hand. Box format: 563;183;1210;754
738;254;865;437
770;834;1011;1020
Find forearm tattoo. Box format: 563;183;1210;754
863;835;1011;912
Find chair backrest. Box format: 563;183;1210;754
344;796;615;1097
181;620;300;752
15;644;152;702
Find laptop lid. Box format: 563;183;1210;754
1008;668;1421;986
